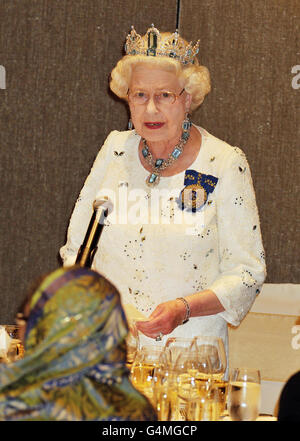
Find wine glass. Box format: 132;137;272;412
125;322;140;369
173;351;212;421
227;367;261;421
130;345;164;406
153;351;178;421
192;335;227;416
164;336;195;366
192;335;227;376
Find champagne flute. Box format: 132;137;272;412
228;367;261;421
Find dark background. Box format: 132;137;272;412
0;0;299;323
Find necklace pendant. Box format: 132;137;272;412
172;147;182;159
155;158;164;168
146;172;160;187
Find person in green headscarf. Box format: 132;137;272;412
0;266;157;421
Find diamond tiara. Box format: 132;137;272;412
124;24;200;66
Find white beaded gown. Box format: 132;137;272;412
60;126;266;354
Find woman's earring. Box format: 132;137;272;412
128;118;133;130
182;113;192;140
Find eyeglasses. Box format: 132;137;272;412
128;89;185;106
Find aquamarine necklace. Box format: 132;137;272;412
141;126;191;187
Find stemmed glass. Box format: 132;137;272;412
227;368;261;421
125;322;140;369
153;350;177;421
164;336;195;366
130;345;164;406
172;350;212;421
191;335;227;417
191;335;227;376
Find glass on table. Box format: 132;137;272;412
164;336;196;366
191;335;228;417
130;345;164;406
195;379;224;421
154;341;222;422
125;321;140;369
227;367;261;421
154;354;178;421
191;335;227;376
172;351;213;421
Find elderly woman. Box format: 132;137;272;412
0;266;157;420
60;25;266;357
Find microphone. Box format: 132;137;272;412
75;197;113;268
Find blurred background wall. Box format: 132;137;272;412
0;0;299;323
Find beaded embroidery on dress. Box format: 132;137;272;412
60;126;266;354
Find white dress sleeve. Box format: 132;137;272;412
207;147;267;326
59;131;118;266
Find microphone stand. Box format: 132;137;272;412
75;199;109;268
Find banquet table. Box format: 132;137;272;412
221;412;277;421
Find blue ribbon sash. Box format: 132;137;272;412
178;170;218;212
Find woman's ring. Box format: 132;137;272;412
155;332;163;341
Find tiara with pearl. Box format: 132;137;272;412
124;24;200;66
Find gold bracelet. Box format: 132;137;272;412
176;297;191;324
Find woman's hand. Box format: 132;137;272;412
135;290;225;339
135;299;186;339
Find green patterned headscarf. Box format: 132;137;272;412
0;266;157;421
